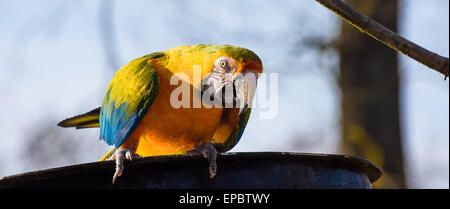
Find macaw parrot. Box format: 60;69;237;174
58;44;263;183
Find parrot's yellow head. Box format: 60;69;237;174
157;44;262;113
200;45;263;113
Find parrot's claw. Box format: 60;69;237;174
188;142;218;178
107;148;139;184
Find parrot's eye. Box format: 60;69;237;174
214;56;235;73
220;60;227;68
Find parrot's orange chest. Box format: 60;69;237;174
124;64;224;156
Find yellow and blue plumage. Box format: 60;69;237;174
99;55;160;149
58;44;263;183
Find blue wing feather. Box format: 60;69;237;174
99;56;160;148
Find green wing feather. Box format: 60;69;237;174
213;108;252;152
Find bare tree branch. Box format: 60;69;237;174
316;0;449;79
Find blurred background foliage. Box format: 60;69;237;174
338;0;404;188
0;0;448;188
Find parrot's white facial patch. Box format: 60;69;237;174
201;56;237;101
170;55;261;115
200;56;257;115
212;56;237;86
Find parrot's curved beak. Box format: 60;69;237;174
200;71;257;113
233;71;257;116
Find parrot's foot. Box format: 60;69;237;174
187;142;218;178
107;148;140;184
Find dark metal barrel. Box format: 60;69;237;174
0;152;382;189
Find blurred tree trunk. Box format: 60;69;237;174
338;0;405;188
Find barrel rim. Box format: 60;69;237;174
0;152;382;187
